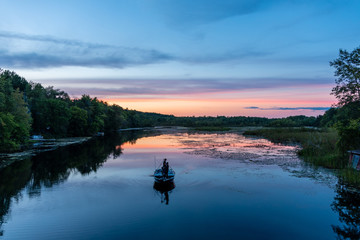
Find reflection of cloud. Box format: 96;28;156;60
0;31;173;68
244;106;330;111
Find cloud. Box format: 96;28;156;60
40;77;331;98
180;49;273;64
0;31;273;69
152;0;270;27
244;106;330;111
0;26;335;70
0;31;173;69
0;31;106;47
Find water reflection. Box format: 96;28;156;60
153;181;175;205
2;130;360;239
0;130;156;236
332;182;360;240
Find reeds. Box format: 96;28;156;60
194;126;231;131
244;128;360;186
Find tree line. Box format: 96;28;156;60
0;69;162;151
318;46;360;152
0;68;322;152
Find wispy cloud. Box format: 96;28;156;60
38;77;332;99
0;31;107;47
0;31;173;69
0;26;336;70
244;106;330;111
180;49;273;64
152;0;269;27
0;31;272;69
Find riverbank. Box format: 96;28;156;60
0;127;183;169
0;137;92;169
243;127;360;187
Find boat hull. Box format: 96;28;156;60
153;181;175;192
154;168;175;182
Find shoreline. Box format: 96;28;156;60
0;137;92;169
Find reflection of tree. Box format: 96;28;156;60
332;182;360;240
0;130;154;236
0;160;32;236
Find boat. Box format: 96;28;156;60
154;159;175;182
154;167;175;182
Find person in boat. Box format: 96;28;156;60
165;161;169;177
162;158;169;178
162;158;167;168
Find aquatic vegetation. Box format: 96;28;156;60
193;126;231;131
243;127;360;187
339;168;360;187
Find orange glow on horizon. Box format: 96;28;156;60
94;85;336;118
99;97;335;118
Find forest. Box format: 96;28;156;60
243;46;360;186
1;44;359;154
0;68;321;152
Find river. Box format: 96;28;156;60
0;128;359;240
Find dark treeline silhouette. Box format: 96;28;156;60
321;45;360;153
0;69;319;152
0;69;169;151
318;101;360;153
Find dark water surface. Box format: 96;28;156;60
1;129;360;240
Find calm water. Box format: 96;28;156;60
0;129;360;240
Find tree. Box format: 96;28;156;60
330;46;360;106
0;70;31;151
10;89;32;143
46;99;70;137
28;83;48;134
104;105;126;133
68;106;88;137
0;113;18;151
335;119;360;153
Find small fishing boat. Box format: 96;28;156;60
154;159;175;182
154;168;175;182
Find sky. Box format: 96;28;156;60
0;0;359;118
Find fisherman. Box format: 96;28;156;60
162;158;167;168
162;158;169;178
165;161;169;177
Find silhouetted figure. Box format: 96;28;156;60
164;162;169;177
162;158;166;170
162;158;169;178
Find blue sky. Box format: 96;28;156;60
0;0;359;117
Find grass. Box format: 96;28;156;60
244;127;360;187
193;126;232;131
339;168;360;187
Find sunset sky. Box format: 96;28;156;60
1;0;359;117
